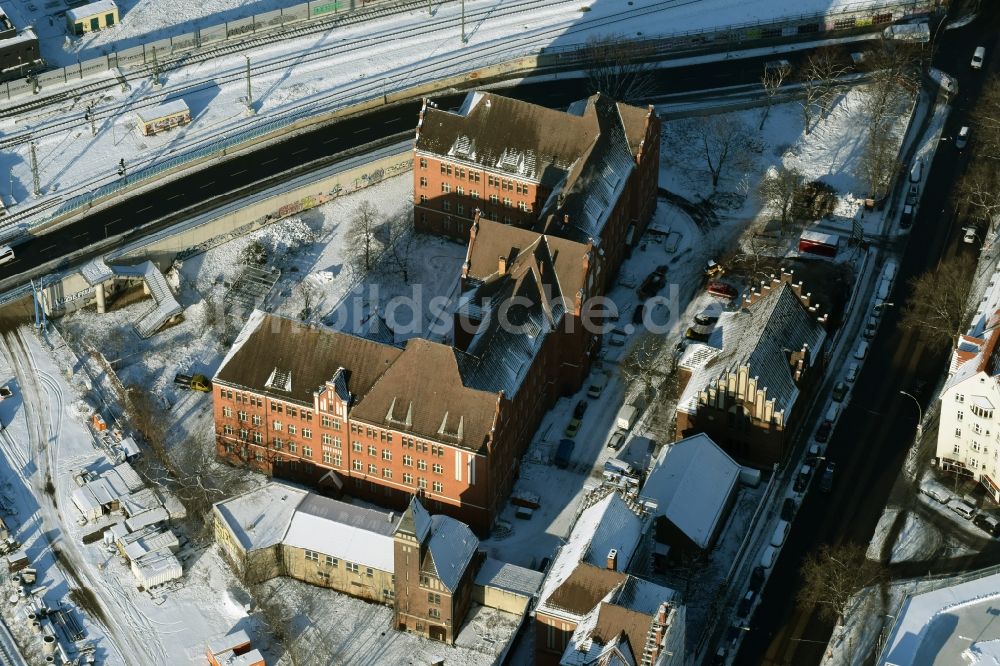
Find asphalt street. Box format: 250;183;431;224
0;42;858;285
739;8;1000;665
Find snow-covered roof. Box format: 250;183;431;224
426;514;478;592
640;433;740;549
130;548;182;588
79;256;114;286
677;282;826;421
474;558;544;597
66;0;117;21
282;494;399;573
879;571;1000;666
538;492;645;616
125;506;169;532
213;483;307;551
799;229;840;246
135;99;191;124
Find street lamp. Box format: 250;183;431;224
899;390;923;437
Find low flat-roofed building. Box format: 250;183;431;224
136;99;192;136
67;0;119;35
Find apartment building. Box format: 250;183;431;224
413;91;660;259
936;312;1000;501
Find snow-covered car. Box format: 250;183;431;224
706;281;737;300
794;465;812;493
972;46;985;69
964;227;977;244
957;126;969;150
846;362;859;383
948;498;976;520
921;482;950;504
607;430;626;450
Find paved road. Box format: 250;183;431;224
0;42;859;286
738;8;1000;666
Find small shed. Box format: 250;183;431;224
207;630;265;666
798;230;840;258
136;99;191;137
67;0;119;35
123;530;180;561
124;506;169;532
130;549;182;588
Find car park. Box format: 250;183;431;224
832;382;848;402
815;421;832;443
957;126;969;150
819;462;836;493
972;46;986;69
974;513;1000;537
948;498;976;520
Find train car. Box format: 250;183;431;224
136;99;191;136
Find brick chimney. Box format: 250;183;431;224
498;255;507;276
606;549;618;571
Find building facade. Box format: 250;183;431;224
67;0;119;35
936;315;1000;501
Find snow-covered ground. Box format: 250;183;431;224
1;0;908;226
0;326;266;665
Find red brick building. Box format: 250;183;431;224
413;91;661;256
213;91;661;533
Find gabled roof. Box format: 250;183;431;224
214;311;402;406
396;496;432;542
640;433;740;549
677;282;826;420
545;564;627;616
423;514;479;592
945;311;1000;394
351;337;500;453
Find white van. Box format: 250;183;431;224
824;404;840;424
770;520;790;547
884;260;898;282
909;159;922;184
760;545;777;569
854;341;869;360
877;278;891;301
0;245;14;266
972;46;985;70
948;498;976;520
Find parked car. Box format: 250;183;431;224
846;362;859;383
607;430;626;450
707;281;737;300
587;374;608;398
0;246;14;266
964;227;977;244
864;317;878;340
638;269;667;299
760;545;777;569
815;421;832;443
794;464;812;493
564;418;581;438
695;313;719;326
957;126;969;150
921;482;951;504
948;498;976;520
737;590;756;618
974;512;1000;537
854;341;869;360
900;204;914;229
972;45;986;69
573;400;588;420
609;328;628;346
780;497;797;521
770;520;790;547
632;302;646;325
705;259;725;278
749;565;766;591
554;439;575;468
832;382;848;402
819;462;836;493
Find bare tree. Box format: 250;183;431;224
797;543;886;623
901;257;974;348
760;62;791;129
957;160;1000;229
971;75;1000;160
387;212;417;283
857;127;901;201
694;116;754;190
801;47;850;121
859;42;920;132
583;34;657;103
345;201;386;276
620;334;670;400
758;165;804;231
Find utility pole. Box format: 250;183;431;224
150;46;161;87
29;141;39;197
461;0;465;44
244;56;255;116
86;101;96;136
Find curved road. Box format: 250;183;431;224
739;8;1000;666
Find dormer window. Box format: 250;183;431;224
265;367;292;392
